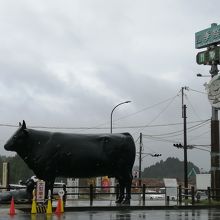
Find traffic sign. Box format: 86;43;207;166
196;46;220;65
195;23;220;49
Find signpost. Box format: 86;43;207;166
195;23;220;49
196;23;220;200
196;46;220;65
2;162;9;191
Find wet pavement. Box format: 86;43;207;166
0;209;220;220
0;197;219;220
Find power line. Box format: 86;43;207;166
188;130;210;142
114;93;181;122
193;146;211;153
0;123;18;128
143;135;181;144
142;119;210;138
185;95;202;121
0;119;209;131
188;87;207;95
132;93;180;136
65;92;184;132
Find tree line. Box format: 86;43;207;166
0;154;34;184
142;157;201;180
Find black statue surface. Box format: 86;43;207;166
4;121;136;204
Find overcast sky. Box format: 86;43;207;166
0;0;219;171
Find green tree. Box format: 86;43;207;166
0;154;34;184
142;157;200;180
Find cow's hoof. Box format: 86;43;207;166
115;197;124;204
121;199;130;205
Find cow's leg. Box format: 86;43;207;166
115;178;125;204
121;172;133;205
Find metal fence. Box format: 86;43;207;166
178;185;220;205
1;184;220;206
63;184;167;206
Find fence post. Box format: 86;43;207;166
63;184;67;206
208;187;211;203
142;184;146;205
166;196;170;206
89;184;93;206
178;185;182;205
191;186;195;205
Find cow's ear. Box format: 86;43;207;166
19;122;22;127
22;120;26;129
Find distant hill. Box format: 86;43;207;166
142;157;200;180
0;154;34;184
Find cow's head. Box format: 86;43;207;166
4;120;29;152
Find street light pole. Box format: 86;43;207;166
109;100;131;195
110;101;131;133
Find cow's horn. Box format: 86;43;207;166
22;120;26;129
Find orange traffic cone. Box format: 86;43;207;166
55;198;62;215
9;197;16;215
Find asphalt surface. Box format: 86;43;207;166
0;197;219;220
0;209;220;220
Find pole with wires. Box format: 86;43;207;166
182;86;188;199
138;133;143;187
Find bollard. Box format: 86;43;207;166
178;185;182;205
116;184;119;201
89;184;93;206
191;186;195;205
142;184;146;205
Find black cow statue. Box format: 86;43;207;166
4;121;136;204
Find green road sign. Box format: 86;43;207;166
196;46;220;65
195;23;220;49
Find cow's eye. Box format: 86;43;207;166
13;134;23;140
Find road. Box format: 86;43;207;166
0;209;220;220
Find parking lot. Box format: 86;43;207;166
0;208;220;220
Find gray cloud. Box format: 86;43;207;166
0;0;217;171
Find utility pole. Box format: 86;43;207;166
210;63;220;200
195;24;220;200
138;133;143;187
182;87;188;198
